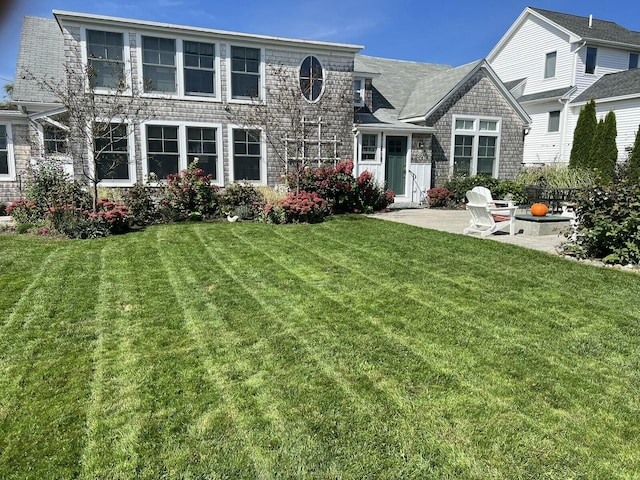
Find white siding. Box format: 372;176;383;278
490;15;573;96
574;46;635;97
522;102;568;164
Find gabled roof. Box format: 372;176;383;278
529;7;640;48
573;69;640;103
12;16;65;105
399;60;481;120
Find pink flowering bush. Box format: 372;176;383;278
46;199;130;238
6;199;41;224
161;162;220;221
277;191;328;224
284;160;394;214
426;187;455;207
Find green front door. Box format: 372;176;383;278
385;136;407;195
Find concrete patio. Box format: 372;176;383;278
369;208;567;255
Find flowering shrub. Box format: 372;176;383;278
123;182;159;225
220;183;265;220
161;162;220;221
426;187;455;207
285;160;393;214
7;199;41;224
46;199;130;238
25;157;91;213
278;191;328;223
257;203;287;224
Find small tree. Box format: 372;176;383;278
23;55;152;211
570;98;597;169
628;124;640;181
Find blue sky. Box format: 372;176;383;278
2;0;640;94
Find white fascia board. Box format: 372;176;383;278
28;106;68;121
53;10;363;54
487;7;580;62
0;110;28;122
355;124;435;134
571;92;640;107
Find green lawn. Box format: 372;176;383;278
0;216;638;479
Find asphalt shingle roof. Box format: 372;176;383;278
530;7;640;47
13;16;65;104
354;55;451;123
399;60;482;120
573;68;640;102
517;86;574;103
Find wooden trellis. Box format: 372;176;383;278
284;116;341;172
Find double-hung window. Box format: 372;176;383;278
187;127;218;179
354;78;364;106
544;51;556;78
0;124;9;177
184;41;216;96
361;134;377;161
95;123;130;181
230;46;261;99
232;129;262;181
142;36;176;93
452;117;500;176
43;124;68;156
86;30;125;88
146;125;179;179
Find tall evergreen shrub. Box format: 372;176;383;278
569;99;597;169
628;124;640;181
589;110;617;182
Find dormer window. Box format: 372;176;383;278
630;53;639;70
354;78;364;106
585;47;597;74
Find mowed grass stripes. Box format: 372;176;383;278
0;216;638;478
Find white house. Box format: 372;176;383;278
488;6;640;165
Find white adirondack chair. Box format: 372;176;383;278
463;190;517;236
471;186;514;215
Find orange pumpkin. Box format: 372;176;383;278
530;203;549;216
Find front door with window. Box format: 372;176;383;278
385;136;407;196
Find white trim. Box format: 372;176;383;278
54;10;363;53
571;92;640;106
140;120;224;186
0;123;16;181
227;124;267;185
225;44;266;104
357;132;381;164
92;120;137;187
80;25;133;96
299;55;326;104
449;115;502;177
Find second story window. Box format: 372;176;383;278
585;47;597;74
0;124;8;176
544;51;556;78
184;41;215;96
354;78;364;106
300;55;324;102
630;53;639;70
86;30;124;88
231;46;260;100
142;36;176;93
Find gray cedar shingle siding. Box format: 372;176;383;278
13;17;65;104
427;70;525;186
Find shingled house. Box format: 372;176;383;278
3;10;530;204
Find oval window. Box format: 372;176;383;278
300;55;324;102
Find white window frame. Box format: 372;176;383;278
80;26;132;95
299;55;325;103
450;115;501;177
227;124;267;184
547;110;561;133
357;132;380;163
140;120;224;185
354;77;365;107
226;44;266;104
138;33;179;96
182;38;220;101
544;51;557;79
91;119;137;187
0;123;16;181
